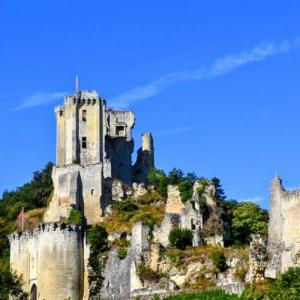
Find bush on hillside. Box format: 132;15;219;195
268;267;300;300
0;258;28;300
147;168;169;198
0;162;53;220
111;201;138;212
211;249;228;273
169;228;193;250
87;225;108;253
67;208;84;226
178;180;193;203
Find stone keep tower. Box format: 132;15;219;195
44;90;136;225
9;89;155;300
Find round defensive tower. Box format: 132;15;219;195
9;223;84;300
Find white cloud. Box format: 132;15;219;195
240;196;264;203
154;126;201;136
111;38;299;108
16;92;66;110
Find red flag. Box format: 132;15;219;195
17;208;24;220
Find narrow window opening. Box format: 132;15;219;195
91;189;95;195
191;201;196;209
116;126;125;136
191;219;196;231
59;110;63;117
82;137;87;149
82;110;87;121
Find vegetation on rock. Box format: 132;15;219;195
169;228;193;250
137;261;162;283
210;249;228;272
67;208;84;226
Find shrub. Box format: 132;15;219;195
87;225;108;253
169;228;193;250
211;249;227;273
117;248;128;260
0;258;28;300
268;267;300;300
111;201;138;212
147;168;168;197
166;249;182;267
241;283;270;300
67;208;83;226
137;262;161;283
168;168;184;185
178;180;193;203
232;202;268;245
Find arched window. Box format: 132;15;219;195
30;284;37;300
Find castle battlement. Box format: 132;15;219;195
8;223;81;241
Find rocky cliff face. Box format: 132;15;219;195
100;221;248;299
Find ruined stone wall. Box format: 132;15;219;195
44;163;103;225
9;224;83;300
102;222;149;300
267;175;300;277
133;133;155;183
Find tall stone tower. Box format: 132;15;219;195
44;90;136;225
9;89;155;300
55;90;107;167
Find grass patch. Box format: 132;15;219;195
137;262;162;283
99;203;165;234
160;290;240;299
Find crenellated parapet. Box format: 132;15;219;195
8;223;81;241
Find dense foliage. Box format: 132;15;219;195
67;208;84;226
87;225;108;253
0;162;53;220
0;163;53;298
210;249;228;272
0;259;28;300
269;267;300;300
111;200;138;212
148;167;225;204
169;228;193;250
224;201;268;246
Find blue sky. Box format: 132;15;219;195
1;1;300;208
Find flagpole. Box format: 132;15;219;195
21;207;24;231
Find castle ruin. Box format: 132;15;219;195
265;175;300;278
9;90;154;300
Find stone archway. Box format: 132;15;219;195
30;284;37;300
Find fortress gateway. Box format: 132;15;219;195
9;90;154;299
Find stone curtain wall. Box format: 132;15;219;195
9;224;84;300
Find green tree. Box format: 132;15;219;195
0;162;54;219
147;168;168;197
0;259;27;300
169;228;193;250
232;202;268;245
269;267;300;300
168;168;184;185
211;177;226;201
87;225;108;253
178;180;193;202
67;208;84;226
211;249;228;272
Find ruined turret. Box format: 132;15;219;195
133;133;155;183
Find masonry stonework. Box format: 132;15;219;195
9;90;155;300
266;175;300;278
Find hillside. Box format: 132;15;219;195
0;163;270;299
